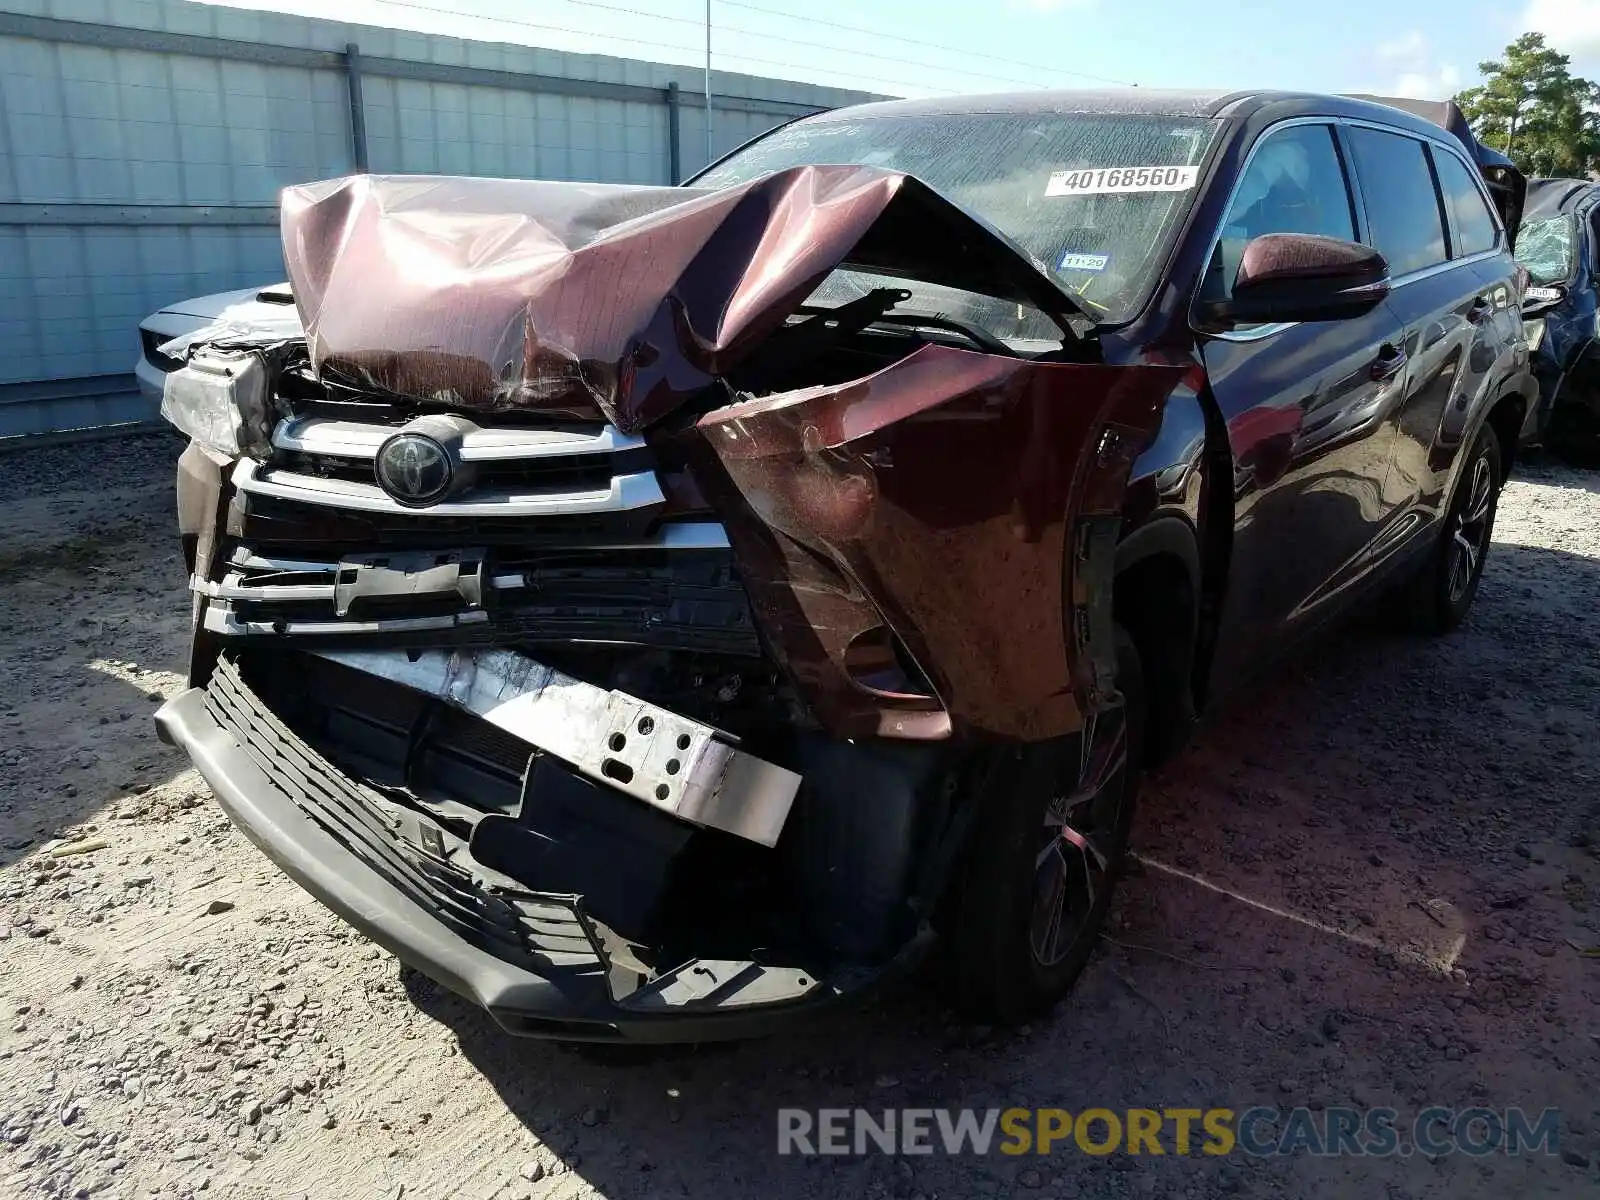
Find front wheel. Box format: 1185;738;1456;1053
947;629;1145;1024
1403;423;1501;634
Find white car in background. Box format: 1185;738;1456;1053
135;284;300;406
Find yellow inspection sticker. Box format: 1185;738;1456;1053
1046;165;1199;196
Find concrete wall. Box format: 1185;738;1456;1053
0;0;880;438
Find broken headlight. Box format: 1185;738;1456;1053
1524;318;1546;353
159;345;275;459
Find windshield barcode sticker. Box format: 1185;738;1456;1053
1046;166;1199;196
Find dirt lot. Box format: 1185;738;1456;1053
1;435;1597;1200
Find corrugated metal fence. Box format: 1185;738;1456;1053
0;0;878;441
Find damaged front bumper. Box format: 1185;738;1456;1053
314;646;801;847
156;654;926;1040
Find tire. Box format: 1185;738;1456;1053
1403;422;1501;634
948;629;1146;1024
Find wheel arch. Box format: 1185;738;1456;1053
1113;517;1201;766
1483;388;1529;482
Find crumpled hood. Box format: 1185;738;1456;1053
280;167;1076;432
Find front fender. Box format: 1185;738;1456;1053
1119;385;1210;585
691;346;1187;742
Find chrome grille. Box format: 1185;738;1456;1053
236;416;666;518
196;523;755;647
208;415;757;655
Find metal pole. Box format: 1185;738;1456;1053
704;0;713;168
666;82;682;184
344;42;369;173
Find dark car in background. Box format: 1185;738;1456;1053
1516;177;1600;456
154;89;1534;1041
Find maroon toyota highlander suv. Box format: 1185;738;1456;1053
154;89;1534;1040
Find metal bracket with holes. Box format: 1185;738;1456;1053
312;647;801;846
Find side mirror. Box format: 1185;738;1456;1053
1202;233;1391;327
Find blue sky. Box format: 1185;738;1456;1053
213;0;1600;99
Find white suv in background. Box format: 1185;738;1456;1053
135;284;300;407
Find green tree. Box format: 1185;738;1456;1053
1458;32;1600;178
1526;76;1600;176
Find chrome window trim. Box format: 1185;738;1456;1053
1385;247;1502;288
1211;320;1296;344
1192;114;1509;345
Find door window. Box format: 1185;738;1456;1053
1201;124;1356;304
1345;127;1448;276
1433;150;1499;257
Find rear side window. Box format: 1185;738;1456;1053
1345;128;1447;276
1434;151;1499;257
1201;124;1355;303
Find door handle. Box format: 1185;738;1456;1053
1466;297;1491;324
1370;342;1408;382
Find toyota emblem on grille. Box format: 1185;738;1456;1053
375;432;454;506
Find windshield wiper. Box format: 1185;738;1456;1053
760;288;914;375
866;311;1015;356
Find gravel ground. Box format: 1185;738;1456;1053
1;435;1597;1200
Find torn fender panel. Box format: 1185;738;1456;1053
697;345;1188;741
279;168;1077;432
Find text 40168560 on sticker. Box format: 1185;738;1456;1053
1046;165;1200;195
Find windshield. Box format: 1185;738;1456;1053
695;111;1222;325
1515;215;1577;285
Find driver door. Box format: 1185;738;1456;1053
1197;121;1410;679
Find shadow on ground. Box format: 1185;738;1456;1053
396;536;1600;1199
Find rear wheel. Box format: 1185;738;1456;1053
1403;423;1500;634
948;629;1145;1024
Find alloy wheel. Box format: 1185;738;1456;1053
1448;453;1494;605
1029;707;1129;967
